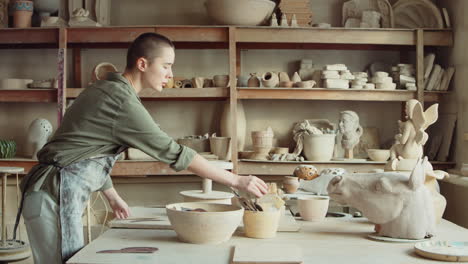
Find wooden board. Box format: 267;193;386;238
108;207;301;232
232;245;303;264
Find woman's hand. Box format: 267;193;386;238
232;175;268;198
102;188;130;219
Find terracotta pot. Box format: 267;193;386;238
11;0;33;28
237;75;249;87
283;176;299;194
243;210;280;238
261;72;279;88
247;73;260;87
251;130;273;154
298;196;329;221
220;101;246;151
302;134;336;161
209;137;231;160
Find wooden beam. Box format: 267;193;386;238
0;28;58;45
0;90;57;103
416;29;425;106
67;88;229;100
229;27;239;173
73;48;82;89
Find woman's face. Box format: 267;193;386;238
142;46;175;92
339;114;356;134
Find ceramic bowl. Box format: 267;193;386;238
367;149;390;161
92;62;118;82
205;0;275;26
166;202;243;244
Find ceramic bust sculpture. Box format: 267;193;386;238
327;158;435;239
28;118;53;159
388;99;438;170
338;110;363;159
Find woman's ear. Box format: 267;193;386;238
136;57;148;72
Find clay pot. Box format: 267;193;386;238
166;202;243;244
283;176;300;194
209;137;231;160
243;210;281;238
192;77;205;88
302;134;336;161
247;73;260;87
298;196;329;221
293;165;319;181
251;130;273;154
34;0;58;17
213;75;229;87
367;149;390;161
237;75;249;87
11;1;33;28
261;72;279;88
295;80;316;88
279;81;294;88
278;72;290;82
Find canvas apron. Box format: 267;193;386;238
23;153;121;263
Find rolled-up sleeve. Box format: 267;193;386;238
112;98;196;171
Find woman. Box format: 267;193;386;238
20;32;268;264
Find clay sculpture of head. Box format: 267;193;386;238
27;118;53;159
338;110;363;158
327;157;435;239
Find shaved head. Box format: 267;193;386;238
126;33;175;70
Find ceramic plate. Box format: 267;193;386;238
368;233;431;243
415;241;468;262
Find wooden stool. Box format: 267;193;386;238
0;167;30;263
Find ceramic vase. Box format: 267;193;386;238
11;0;33;28
261;72;279;88
220;101;246;151
302;134;336;161
247;73;260;87
251;130;273;154
283;176;300;194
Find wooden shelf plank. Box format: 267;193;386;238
238;160;456;175
237;88;449;102
67;88;229;100
236;27;453;47
0;28;59;45
0;89;57;103
67;26;229;44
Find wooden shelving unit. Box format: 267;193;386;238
0;26;456;175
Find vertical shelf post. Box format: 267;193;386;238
58;28;68;124
416;29;424;107
73;48;82;88
229;27;238;173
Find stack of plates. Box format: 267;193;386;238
393;0;444;29
0;140;16;159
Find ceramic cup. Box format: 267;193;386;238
209;137;231;160
298;196;329;221
283;176;299;194
243;209;281;238
11;0;33;28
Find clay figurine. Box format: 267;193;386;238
27;118;53;159
327;158;435;240
338;110;363;159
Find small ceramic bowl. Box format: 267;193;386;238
367;149;390;161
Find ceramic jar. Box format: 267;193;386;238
251;130;273;154
209;137;231;160
283;176;299;194
261;72;279;88
247;73;260;87
11;0;33;28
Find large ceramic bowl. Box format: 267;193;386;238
166;202;243;244
205;0;275;26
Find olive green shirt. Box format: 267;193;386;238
21;73;196;197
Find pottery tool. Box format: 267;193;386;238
231;187;262;211
97;247;158;254
232;244;303;264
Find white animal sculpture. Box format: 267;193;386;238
27;118;53;159
327;158;435;239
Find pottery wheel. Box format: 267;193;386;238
180;190;234;200
0;240;31;262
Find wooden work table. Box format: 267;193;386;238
67;218;468;264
